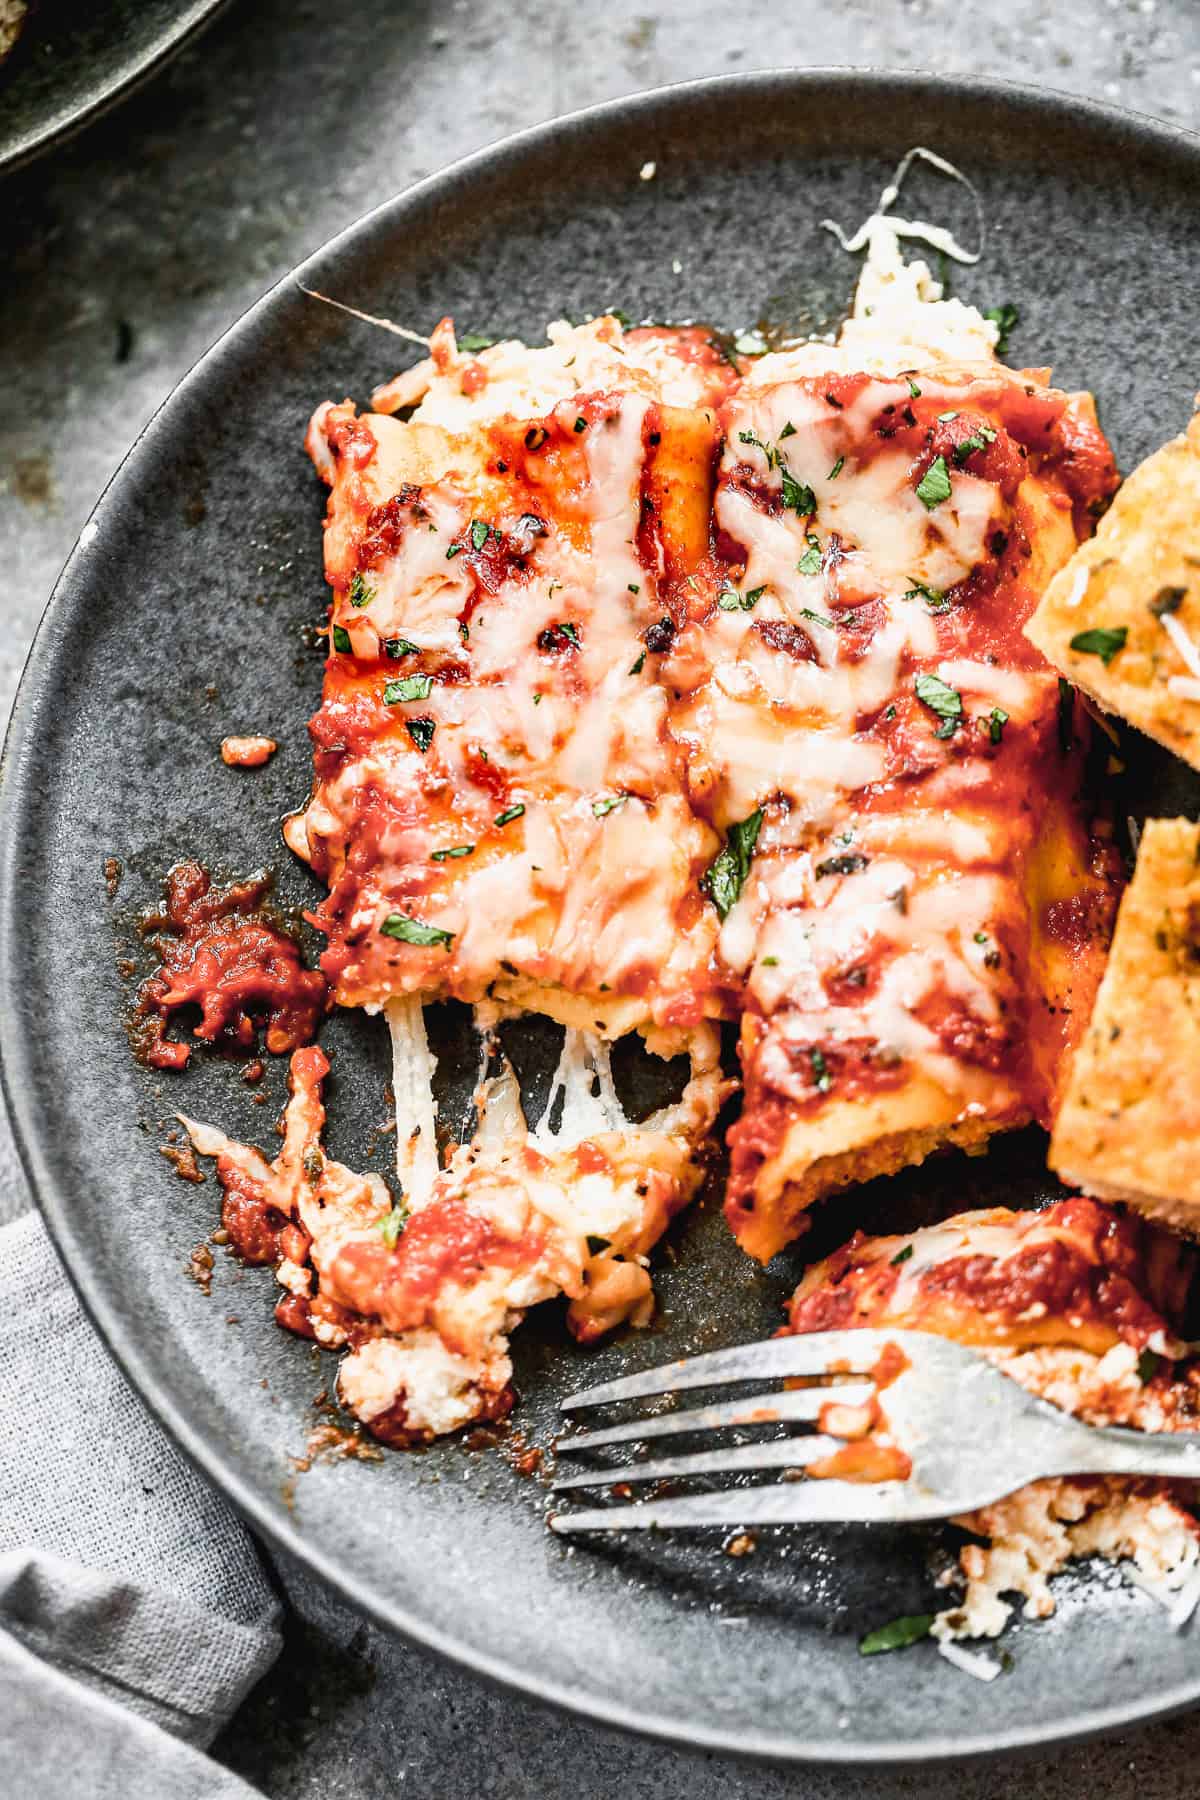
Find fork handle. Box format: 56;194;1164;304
1058;1423;1200;1482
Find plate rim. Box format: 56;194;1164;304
5;65;1200;1765
0;0;230;177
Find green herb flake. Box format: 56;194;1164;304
760;955;779;967
384;637;420;659
797;535;823;577
974;930;990;945
378;1199;411;1248
718;585;765;613
560;621;581;647
431;843;474;861
385;674;434;704
470;519;492;551
380;913;454;948
781;468;817;517
904;579;950;614
988;707;1010;744
815;853;869;878
703;808;764;920
532;691;542;705
937;410;959;422
779;421;797;440
628;582;640;595
953;427;998;466
348;572;376;609
592;795;628;818
629;650;646;675
403;718;434;754
890;1244;913;1266
916;455;952;510
1069;626;1127;667
446;543;463;560
331;624;352;654
800;608;835;630
907;377;922;399
860;1614;934;1656
810;1047;832;1093
914;671;963;732
494;804;526;828
983;302;1019;356
827;455;845;481
574;415;588;433
458;331;495;352
734;329;768;356
737;428;777;469
1137;1348;1162;1384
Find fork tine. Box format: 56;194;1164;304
551;1433;842;1491
549;1478;934;1534
555;1382;874;1454
560;1330;899;1411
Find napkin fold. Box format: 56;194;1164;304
0;1207;281;1793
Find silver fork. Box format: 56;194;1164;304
549;1329;1200;1534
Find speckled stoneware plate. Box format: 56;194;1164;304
0;0;226;175
4;71;1200;1764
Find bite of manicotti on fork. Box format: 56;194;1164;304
787;1198;1200;1638
183;1000;728;1444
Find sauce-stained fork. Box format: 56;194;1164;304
549;1329;1200;1535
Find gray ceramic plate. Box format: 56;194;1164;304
4;70;1200;1765
0;0;226;174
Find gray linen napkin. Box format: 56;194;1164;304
0;1207;281;1794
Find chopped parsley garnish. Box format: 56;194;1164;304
974;930;990;945
738;428;778;469
494;804;525;827
1137;1348;1162;1384
800;608;835;630
381;913;454;948
815;852;869;878
907;377;922;398
348;572;376;608
457;331;495;352
331;624;352;654
904;579;950;613
810;1047;832;1093
916;455;952;510
532;691;542;705
779;421;796;440
797;535;823;577
988;706;1009;744
592;795;628;817
703;808;764;919
859;1614;934;1656
760;955;779;967
574;415;588;433
827;455;845;481
1069;626;1127;666
1057;677;1075;753
937;410;959;422
717;585;766;612
446;543;463;560
378;1199;411;1248
1150;585;1187;617
431;843;474;861
405;717;435;753
560;621;581;647
629;650;646;675
628;582;640;595
890;1244;914;1266
781;468;817;516
470;518;492;551
914;671;963;736
953;426;997;465
384;637;420;659
983;302;1019;356
385;674;433;703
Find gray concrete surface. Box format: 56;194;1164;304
3;0;1200;1792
